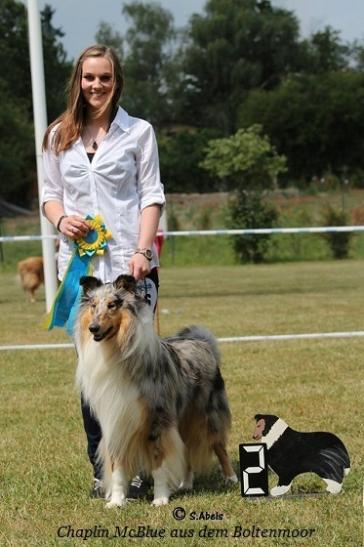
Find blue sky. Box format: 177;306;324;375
39;0;364;60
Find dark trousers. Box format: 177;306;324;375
81;395;103;479
81;269;159;478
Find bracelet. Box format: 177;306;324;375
56;215;68;232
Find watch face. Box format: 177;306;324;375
145;249;153;260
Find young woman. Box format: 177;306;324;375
42;44;165;497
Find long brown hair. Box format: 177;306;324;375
43;45;124;153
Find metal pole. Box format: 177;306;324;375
27;0;57;311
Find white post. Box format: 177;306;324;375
27;0;57;311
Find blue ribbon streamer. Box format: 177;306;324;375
46;251;91;335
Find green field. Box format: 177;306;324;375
1;261;363;546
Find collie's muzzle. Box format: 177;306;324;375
89;322;114;341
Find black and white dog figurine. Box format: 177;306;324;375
253;414;350;496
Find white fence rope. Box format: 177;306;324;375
1;330;364;351
2;225;364;242
218;331;364;343
165;226;364;236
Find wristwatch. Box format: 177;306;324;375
134;248;153;261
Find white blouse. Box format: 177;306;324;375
42;107;165;281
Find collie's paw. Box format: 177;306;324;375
151;497;169;506
105;497;127;508
225;474;238;485
324;479;342;494
270;484;291;497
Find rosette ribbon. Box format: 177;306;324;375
45;214;111;335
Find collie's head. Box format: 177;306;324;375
253;414;279;440
77;274;148;343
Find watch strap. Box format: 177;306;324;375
134;248;152;261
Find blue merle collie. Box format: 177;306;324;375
253;414;350;496
75;275;237;508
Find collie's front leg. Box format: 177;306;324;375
105;467;128;508
150;427;187;506
151;467;171;506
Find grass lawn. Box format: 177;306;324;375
1;261;363;546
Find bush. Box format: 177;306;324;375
321;206;353;259
227;191;278;263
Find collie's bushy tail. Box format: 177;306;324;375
172;325;220;364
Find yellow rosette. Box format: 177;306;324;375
76;214;112;257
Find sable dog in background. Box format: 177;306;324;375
17;242;59;302
17;256;44;302
75;274;238;508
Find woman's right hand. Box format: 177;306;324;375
58;215;89;239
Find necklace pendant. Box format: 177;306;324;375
92;141;98;151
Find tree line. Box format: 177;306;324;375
2;0;364;206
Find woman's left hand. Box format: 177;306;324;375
128;253;151;281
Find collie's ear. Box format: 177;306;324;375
113;274;137;293
80;276;103;295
